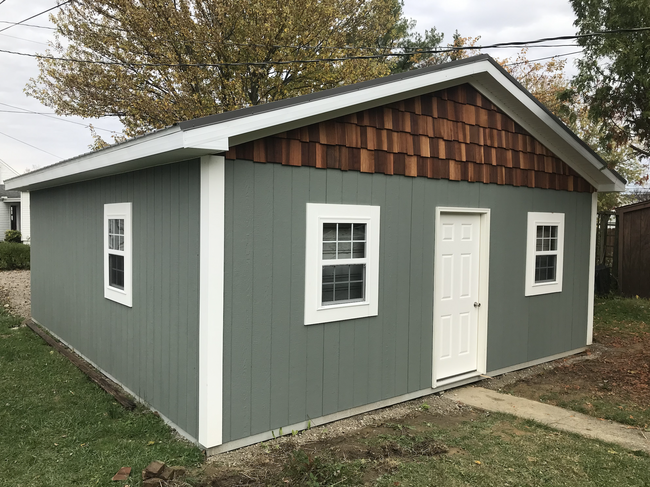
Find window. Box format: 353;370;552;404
305;203;380;325
525;212;564;296
104;203;132;307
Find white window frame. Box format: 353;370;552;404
304;203;380;325
525;212;564;296
104;202;133;307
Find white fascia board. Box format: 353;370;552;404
182;61;492;148
6;127;227;192
471;66;623;192
6;127;182;190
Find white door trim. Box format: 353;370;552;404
433;207;490;388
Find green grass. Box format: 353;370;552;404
270;414;650;486
0;309;202;486
371;415;650;487
594;296;650;336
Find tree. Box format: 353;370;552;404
27;0;410;137
500;49;646;210
570;0;650;156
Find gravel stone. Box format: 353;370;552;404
0;269;30;319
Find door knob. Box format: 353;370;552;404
474;302;481;308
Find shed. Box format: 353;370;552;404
616;200;650;298
6;55;624;454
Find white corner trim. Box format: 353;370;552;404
524;212;565;297
586;192;598;345
103;202;132;307
432;207;491;389
199;155;225;449
304;203;380;325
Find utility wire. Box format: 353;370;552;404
0;27;647;68
0;21;55;30
0;130;61;159
0;101;116;132
503;50;584;67
0;0;74;34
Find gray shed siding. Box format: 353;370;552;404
222;159;591;443
30;160;201;439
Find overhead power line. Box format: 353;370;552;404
0;101;116;132
0;0;74;34
0;130;61;159
0;27;648;68
0;21;55;30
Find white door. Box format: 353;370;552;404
434;213;481;381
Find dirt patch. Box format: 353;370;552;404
200;405;475;486
495;329;650;428
0;269;30;318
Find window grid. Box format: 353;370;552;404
534;224;559;284
321;222;367;306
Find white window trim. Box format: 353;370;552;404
104;202;132;307
525;212;564;297
305;203;380;325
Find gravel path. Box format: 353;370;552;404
0;269;31;319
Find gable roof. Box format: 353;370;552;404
6;55;625;192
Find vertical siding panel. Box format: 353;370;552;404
367;176;386;403
230;160;255;439
251;163;274;435
337;172;358;411
145;170;156;405
480;184;530;371
222;160;235;442
408;178;425;391
419;179;436;388
152;168;164;411
322;170;342;415
288;167;309;423
572;195;591;348
168;165;181;424
305;167;327;420
175;164;188;431
380;177;400;399
269;164;293;429
161;167;172;419
394;177;413;396
353;173;373;406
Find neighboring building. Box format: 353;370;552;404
0;159;30;242
616;199;650;298
6;55;624;454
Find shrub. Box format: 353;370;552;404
0;242;30;270
4;230;21;243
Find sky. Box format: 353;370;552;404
0;0;580;174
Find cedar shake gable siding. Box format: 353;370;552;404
225;84;594;193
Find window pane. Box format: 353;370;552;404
322;242;336;260
338;242;351;259
353;224;366;241
322;266;335;284
322;284;334;303
353;242;365;258
338;223;352;241
536;226;543;239
335;284;349;302
543;226;551;238
109;254;125;290
334;265;350;282
536;238;543;251
350;281;364;300
349;264;364;282
535;255;557;283
551;226;558;238
549;237;557;251
323;223;337;241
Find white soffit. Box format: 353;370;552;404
6;57;624;192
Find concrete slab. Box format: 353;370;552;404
451;386;650;454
